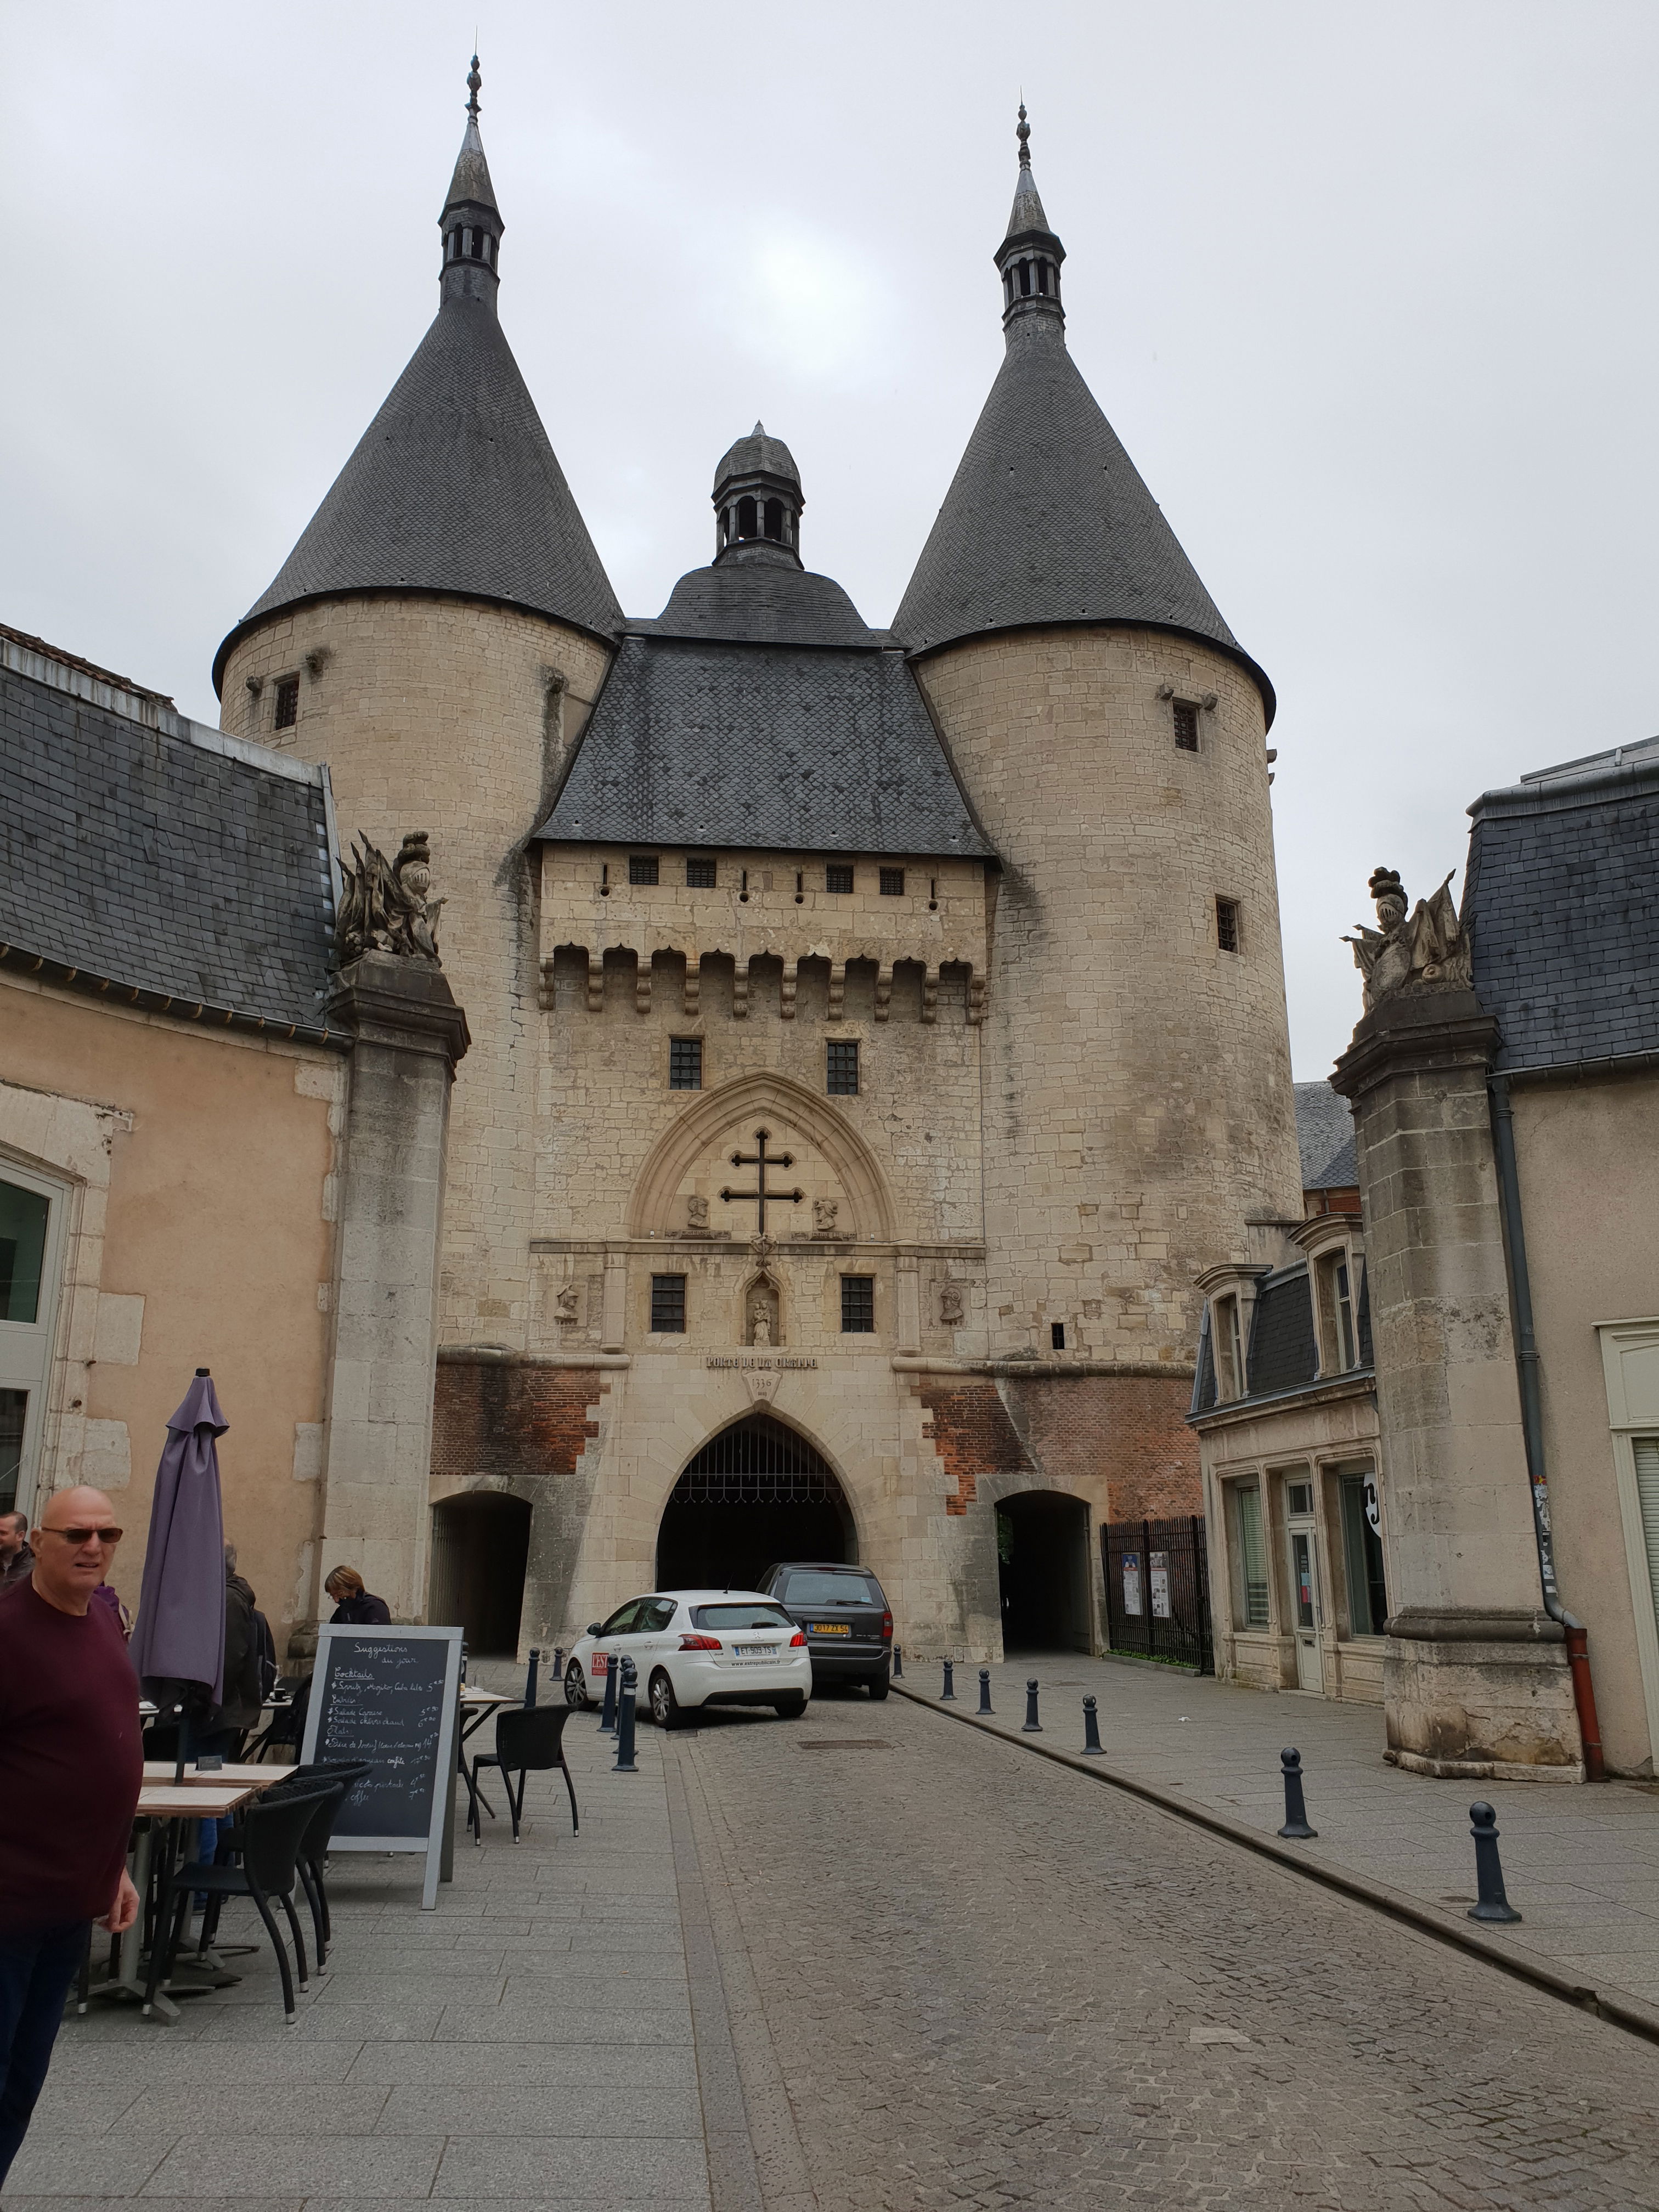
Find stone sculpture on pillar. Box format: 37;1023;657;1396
1344;866;1471;1011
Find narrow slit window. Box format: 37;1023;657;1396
1216;897;1240;953
669;1038;703;1091
273;678;300;730
1019;260;1032;296
825;864;854;894
650;1274;687;1333
1172;699;1199;750
879;867;905;897
840;1276;875;1334
685;857;717;888
629;855;659;886
826;1040;859;1096
763;498;784;541
1051;1322;1066;1350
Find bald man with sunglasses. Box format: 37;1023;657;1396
0;1488;143;2187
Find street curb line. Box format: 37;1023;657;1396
893;1678;1659;2049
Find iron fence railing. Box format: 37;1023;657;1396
1102;1515;1213;1672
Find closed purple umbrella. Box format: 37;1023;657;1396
129;1369;228;1705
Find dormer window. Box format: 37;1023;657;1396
1316;1250;1360;1373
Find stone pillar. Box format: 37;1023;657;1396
896;1255;921;1355
317;953;470;1624
600;1250;627;1355
1333;989;1581;1778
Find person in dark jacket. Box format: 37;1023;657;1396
324;1566;391;1626
0;1512;33;1594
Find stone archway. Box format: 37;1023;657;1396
996;1489;1092;1653
428;1490;533;1656
656;1413;856;1592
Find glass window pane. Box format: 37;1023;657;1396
0;1180;50;1325
1291;1531;1316;1628
650;1275;686;1333
1340;1471;1389;1635
1632;1437;1659;1640
0;1389;26;1513
1235;1484;1269;1628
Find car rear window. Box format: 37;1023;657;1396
780;1571;885;1607
692;1604;794;1631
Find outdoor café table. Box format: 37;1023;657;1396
141;1762;286;1790
456;1686;514;1833
84;1779;261;2022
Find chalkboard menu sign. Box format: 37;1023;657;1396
301;1625;462;1909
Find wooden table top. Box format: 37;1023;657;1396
141;1763;283;1788
137;1782;257;1818
461;1687;514;1707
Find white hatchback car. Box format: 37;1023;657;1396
565;1590;812;1728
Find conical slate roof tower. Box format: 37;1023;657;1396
213;57;619;690
896;106;1271;720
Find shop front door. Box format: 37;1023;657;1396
1285;1499;1322;1693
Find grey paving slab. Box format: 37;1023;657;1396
187;2005;435;2044
138;2137;443;2199
4;2137;179;2198
103;2089;392;2137
946;1652;1659;2009
374;2084;701;2136
429;2136;710;2202
434;2006;687;2044
342;2044;699;2089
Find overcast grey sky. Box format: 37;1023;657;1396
7;3;1658;1077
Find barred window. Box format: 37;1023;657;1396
686;857;717;888
650;1275;686;1333
669;1038;702;1091
273;677;300;730
879;867;905;896
1172;700;1199;751
826;1040;859;1097
1216;897;1240;953
825;864;854;894
629;855;659;885
840;1276;875;1333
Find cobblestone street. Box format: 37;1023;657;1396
679;1690;1659;2211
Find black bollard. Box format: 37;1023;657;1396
1082;1695;1104;1756
1467;1803;1522;1922
1023;1679;1042;1733
552;1646;565;1682
893;1645;903;1677
1277;1747;1317;1838
941;1658;956;1701
599;1649;619;1734
524;1647;540;1708
613;1658;639;1774
977;1668;994;1714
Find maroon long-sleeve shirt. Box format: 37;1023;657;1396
0;1577;143;1932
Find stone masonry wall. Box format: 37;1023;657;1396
219;595;613;1346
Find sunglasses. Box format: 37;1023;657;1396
40;1525;124;1545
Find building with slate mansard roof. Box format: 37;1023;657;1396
198;70;1304;1663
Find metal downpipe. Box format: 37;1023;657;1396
1488;1072;1605;1780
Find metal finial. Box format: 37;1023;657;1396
1017;101;1031;168
466;54;482;119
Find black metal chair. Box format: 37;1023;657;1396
261;1761;373;1964
467;1706;578;1845
245;1675;310;1762
144;1781;337;2024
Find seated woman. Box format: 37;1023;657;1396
324;1565;391;1626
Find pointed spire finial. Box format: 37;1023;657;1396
1017;101;1031;170
466;53;482;120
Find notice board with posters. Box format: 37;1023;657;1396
300;1624;462;1909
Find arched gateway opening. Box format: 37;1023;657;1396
997;1489;1092;1653
657;1415;855;1592
428;1492;532;1657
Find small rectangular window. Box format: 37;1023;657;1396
629;855;659;886
879;867;905;896
1050;1322;1066;1351
826;1040;859;1096
1172;699;1199;750
686;857;717;888
1234;1483;1270;1629
825;864;854;894
669;1038;703;1091
840;1276;875;1333
273;677;300;730
650;1274;686;1333
1216;897;1240;953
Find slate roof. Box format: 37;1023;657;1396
538;634;993;859
651;546;880;650
1464;737;1659;1073
714;425;800;493
1294;1081;1358;1192
1;638;336;1034
893;314;1274;721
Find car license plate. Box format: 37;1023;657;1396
734;1643;776;1656
811;1622;851;1636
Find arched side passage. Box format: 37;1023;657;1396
995;1487;1092;1654
429;1489;532;1656
656;1412;857;1593
627;1071;896;1240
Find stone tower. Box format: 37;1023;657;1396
896;110;1303;1412
213;60;621;1346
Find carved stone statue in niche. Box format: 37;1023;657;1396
685;1194;711;1234
811;1198;840;1237
1344;866;1471;1012
746;1277;781;1347
555;1283;580;1325
939;1283;965;1327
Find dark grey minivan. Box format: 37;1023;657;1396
758;1561;893;1697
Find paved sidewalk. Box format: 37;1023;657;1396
904;1650;1659;2011
4;1683;720;2211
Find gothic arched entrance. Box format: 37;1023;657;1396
996;1489;1092;1652
656;1415;855;1592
